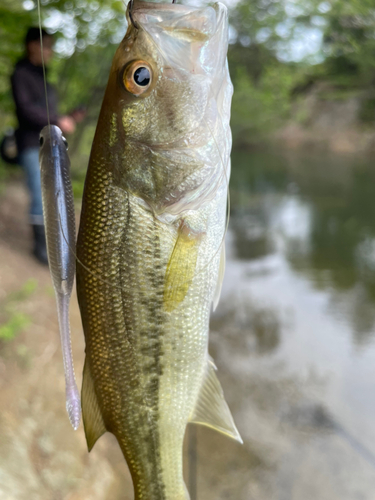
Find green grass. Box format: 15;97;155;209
0;313;30;341
0;278;37;343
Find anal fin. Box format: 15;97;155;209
189;357;243;443
82;358;106;451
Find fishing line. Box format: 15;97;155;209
37;0;50;129
37;0;121;294
188;424;198;500
37;0;55;168
57;212;132;290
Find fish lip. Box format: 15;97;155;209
131;1;196;13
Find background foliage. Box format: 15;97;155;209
1;0;375;176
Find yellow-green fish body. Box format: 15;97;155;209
77;3;240;499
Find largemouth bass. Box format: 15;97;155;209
76;2;241;499
39;124;81;430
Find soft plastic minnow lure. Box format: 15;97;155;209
39;124;81;430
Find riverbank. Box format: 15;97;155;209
273;82;375;155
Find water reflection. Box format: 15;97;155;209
206;150;375;498
230;148;375;344
231;211;273;260
211;297;281;355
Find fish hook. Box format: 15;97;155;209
129;0;176;29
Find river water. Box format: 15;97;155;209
199;148;375;500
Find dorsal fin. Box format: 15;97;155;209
82;358;107;451
189;357;243;443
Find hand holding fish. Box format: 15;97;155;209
57;116;76;135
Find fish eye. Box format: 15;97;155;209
62;136;68;150
39;136;44;147
134;67;150;87
123;60;152;96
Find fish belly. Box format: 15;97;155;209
77;164;224;499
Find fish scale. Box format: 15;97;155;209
79;166;168;498
76;2;241;499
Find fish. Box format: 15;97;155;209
39;124;81;430
76;1;241;499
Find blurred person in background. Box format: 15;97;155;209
11;27;84;265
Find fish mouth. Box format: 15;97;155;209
130;0;224;42
129;1;228;77
132;1;193;13
132;0;201;13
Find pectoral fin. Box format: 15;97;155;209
164;221;200;313
212;243;225;311
189;357;243;443
82;358;106;451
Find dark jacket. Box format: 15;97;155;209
11;58;59;152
